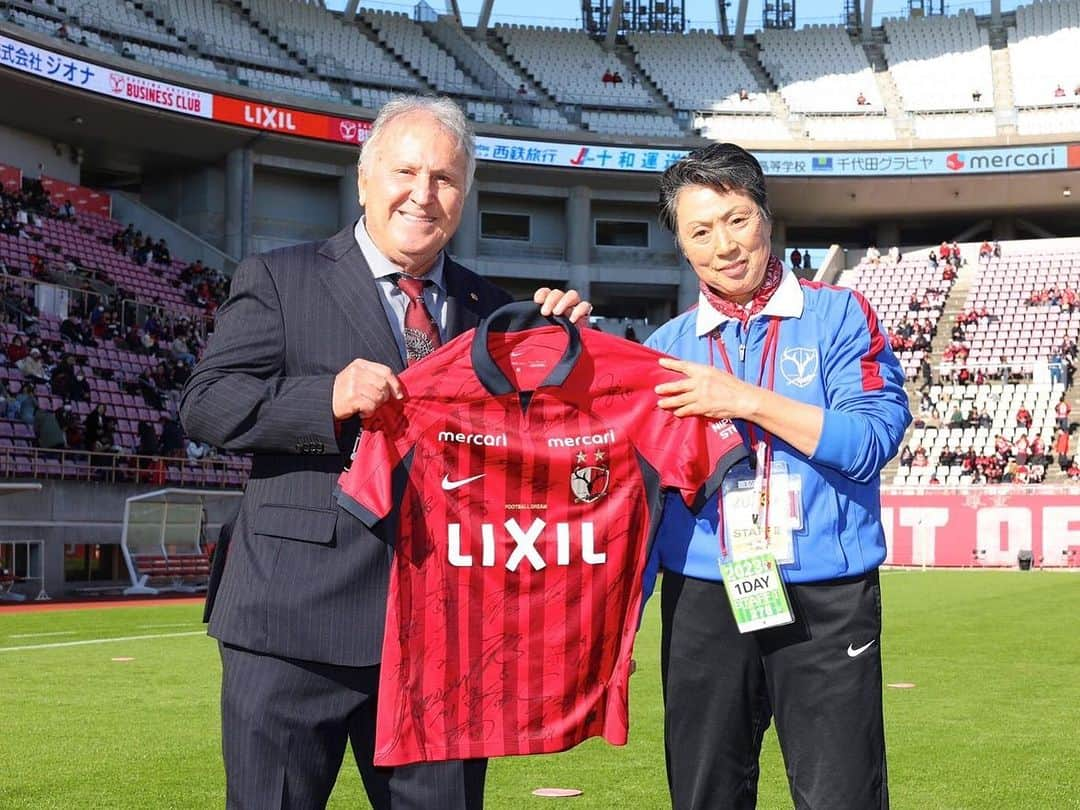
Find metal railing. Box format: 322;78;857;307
0;446;249;487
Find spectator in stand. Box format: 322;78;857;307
992;240;1001;258
59;404;83;451
939;240;951;265
949;241;961;266
186;438;210;464
900;444;914;466
137;367;164;410
790;247;802;269
971;89;982;102
137;419;160;457
978;240;992;262
949;404;966;428
927;250;938;270
739;87;750;101
887;246;901;265
170;333;196;366
14;382;37;425
83;403;106;451
17;347;47;383
1016;407;1032;429
1014;434;1030;465
865;244;880;265
34;406;66;450
60;199;75;220
1056;395;1071;432
602;69;614;84
152;239;171;265
1050;352;1064;385
49;354;76;400
919;356;932;389
998;355;1011;382
912;446;929;467
160;415;185;456
70;371;89;403
5;335;29;364
1055;84;1066;98
978;407;992;429
611;71;623;84
856;90;867;105
1056;429;1071;471
516;83;527;96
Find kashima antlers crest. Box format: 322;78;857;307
571;450;610;503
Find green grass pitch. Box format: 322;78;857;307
1;570;1077;809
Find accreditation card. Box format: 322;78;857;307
718;553;794;633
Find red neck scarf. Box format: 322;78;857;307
700;254;785;326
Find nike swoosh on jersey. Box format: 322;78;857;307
846;640;876;658
441;473;486;491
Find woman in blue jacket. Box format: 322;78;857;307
645;143;910;809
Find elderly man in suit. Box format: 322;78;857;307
180;95;590;810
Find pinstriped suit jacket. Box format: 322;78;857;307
179;224;511;667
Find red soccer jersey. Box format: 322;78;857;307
337;303;746;766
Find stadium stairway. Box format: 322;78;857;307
734;42;798;138
990;41;1016;133
862;34;910;137
610;43;679;122
879;255;973;484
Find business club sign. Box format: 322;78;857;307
2;31;1078;176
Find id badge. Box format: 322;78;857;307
718;552;794;633
721;460;797;564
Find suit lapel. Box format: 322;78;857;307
317;226;405;373
443;257;488;339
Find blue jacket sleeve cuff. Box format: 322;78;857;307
810;408;862;471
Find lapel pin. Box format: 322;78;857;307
469;292;479;301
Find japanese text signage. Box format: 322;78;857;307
2;32;1077;177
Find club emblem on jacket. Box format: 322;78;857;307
780;346;818;388
571;450;610;503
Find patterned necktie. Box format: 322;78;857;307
395;274;442;364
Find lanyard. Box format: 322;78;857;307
708;317;782;553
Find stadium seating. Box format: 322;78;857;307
236;66;342;103
910;112;997;140
123;42;230;82
361;10;481;96
627;30;770;112
1010;0;1080;108
694;112;792;141
582;109;685;138
494;24;655;108
755;25;883;113
72;0;180;47
961;246;1080;373
883;11;995;111
6;1;1080;140
895;382;1065;486
240;0;418;89
836;253;952;380
803;114;896;141
163;0;301;71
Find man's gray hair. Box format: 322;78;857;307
658;142;771;233
359;95;476;192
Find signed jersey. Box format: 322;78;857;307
337;302;747;766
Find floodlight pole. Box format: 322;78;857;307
604;0;625;48
475;0;495;39
862;0;874;42
734;0;749;49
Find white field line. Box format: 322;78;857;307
7;630;77;639
0;630;206;653
136;623;203;629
